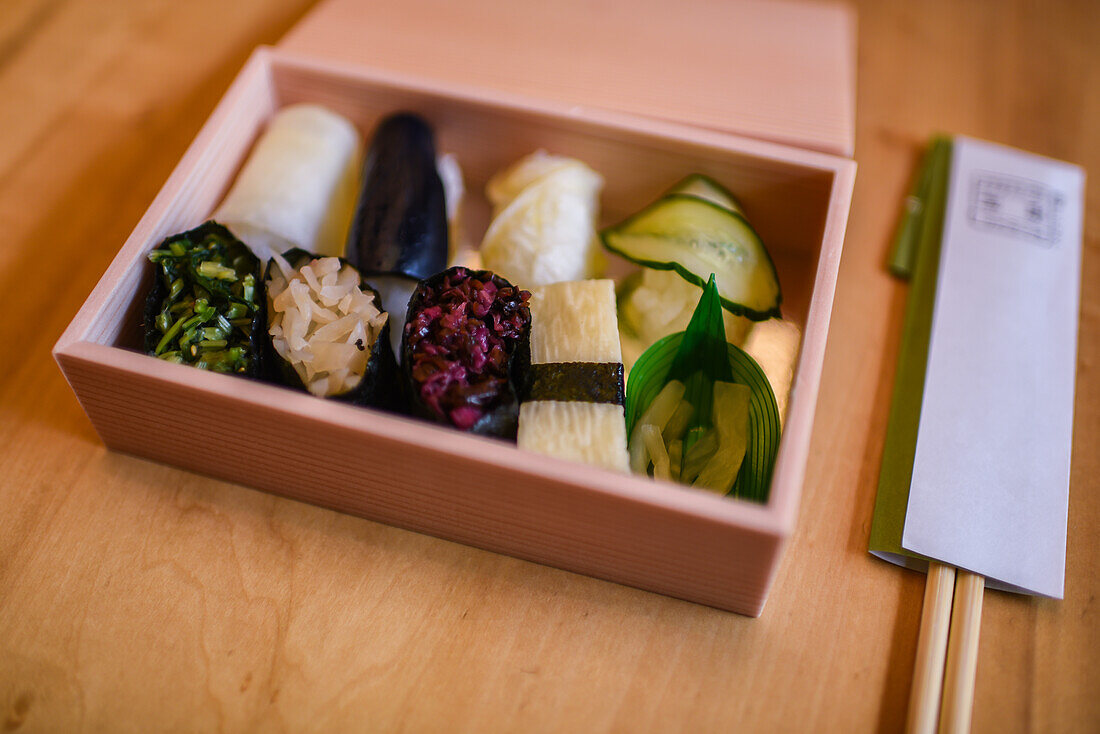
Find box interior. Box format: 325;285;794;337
99;51;839;510
114;56;835;351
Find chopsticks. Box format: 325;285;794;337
886;140;986;733
887;138;994;732
906;563;955;732
906;562;986;734
939;570;985;732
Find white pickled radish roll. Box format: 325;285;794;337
485;150;580;207
215;104;361;263
480;151;603;288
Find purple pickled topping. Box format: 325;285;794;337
439;301;467;330
406;267;530;429
449;406;483;431
468;344;488;372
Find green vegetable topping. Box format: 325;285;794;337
145;223;260;374
197;260;239;281
625;275;781;501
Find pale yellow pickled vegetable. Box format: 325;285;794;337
679;427;719;484
742;319;800;424
628;379;686;473
668;440;683;481
662;399;695;443
620;269;754;369
641;425;671;481
693;381;751;493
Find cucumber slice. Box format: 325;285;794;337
601;194;781;320
667;174;744;215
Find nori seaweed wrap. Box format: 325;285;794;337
143;221;265;377
264;249;399;410
402;266;531;438
345;113;449;334
347;113;448;280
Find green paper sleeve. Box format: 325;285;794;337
868;137;952;565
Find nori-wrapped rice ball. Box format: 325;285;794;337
402;266;531;438
143;221;265;376
264;249;399;409
346;113;449;329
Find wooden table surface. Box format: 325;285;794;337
1;0;1096;731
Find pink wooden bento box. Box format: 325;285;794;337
53;0;856;616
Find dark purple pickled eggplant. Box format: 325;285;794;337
346;113;448;285
143;222;266;377
402;267;531;439
264;249;400;410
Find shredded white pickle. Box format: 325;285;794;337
267;255;388;397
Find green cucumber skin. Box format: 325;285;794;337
664;173;745;213
600;194;782;321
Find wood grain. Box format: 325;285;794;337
908;562;956;734
940;571;985;734
0;0;1097;732
280;0;857;156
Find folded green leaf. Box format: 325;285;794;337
626;275;781;501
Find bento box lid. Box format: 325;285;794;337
278;0;856;157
